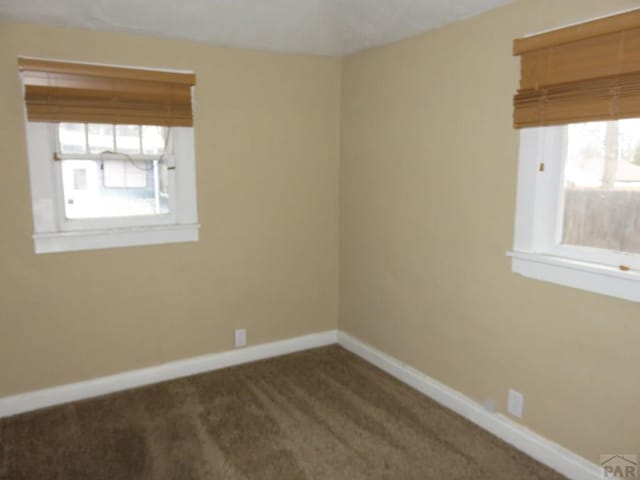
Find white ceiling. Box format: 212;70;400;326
0;0;514;56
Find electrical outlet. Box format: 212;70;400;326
234;328;247;348
507;389;524;418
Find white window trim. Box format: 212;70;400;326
25;122;199;254
509;126;640;303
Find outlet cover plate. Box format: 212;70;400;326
508;389;524;418
235;328;247;348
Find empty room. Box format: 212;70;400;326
1;0;638;479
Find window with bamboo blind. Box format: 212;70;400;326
510;9;640;304
18;58;199;254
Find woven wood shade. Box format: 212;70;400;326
513;9;640;128
18;58;196;127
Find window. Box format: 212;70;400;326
19;58;199;253
510;9;640;302
562;121;640;256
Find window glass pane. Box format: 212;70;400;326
103;158;148;188
562;119;640;254
61;159;169;219
142;126;168;155
59;123;86;154
88;124;114;154
115;125;141;154
159;162;169;196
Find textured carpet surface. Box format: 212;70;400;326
0;345;567;480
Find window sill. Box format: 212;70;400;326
34;223;199;254
508;250;640;303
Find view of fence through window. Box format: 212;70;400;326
58;123;170;219
562;119;640;254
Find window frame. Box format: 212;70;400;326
509;125;640;303
25;122;199;254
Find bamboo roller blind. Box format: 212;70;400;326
513;9;640;128
18;58;196;127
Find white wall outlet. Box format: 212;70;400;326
234;328;247;348
507;389;524;418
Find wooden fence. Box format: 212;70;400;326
562;189;640;253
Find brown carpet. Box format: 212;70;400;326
0;346;567;480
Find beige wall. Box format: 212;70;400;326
2;0;640;465
340;0;640;464
0;21;340;396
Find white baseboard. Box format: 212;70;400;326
0;328;603;480
0;330;338;418
337;331;603;480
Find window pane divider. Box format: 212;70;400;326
54;153;174;162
